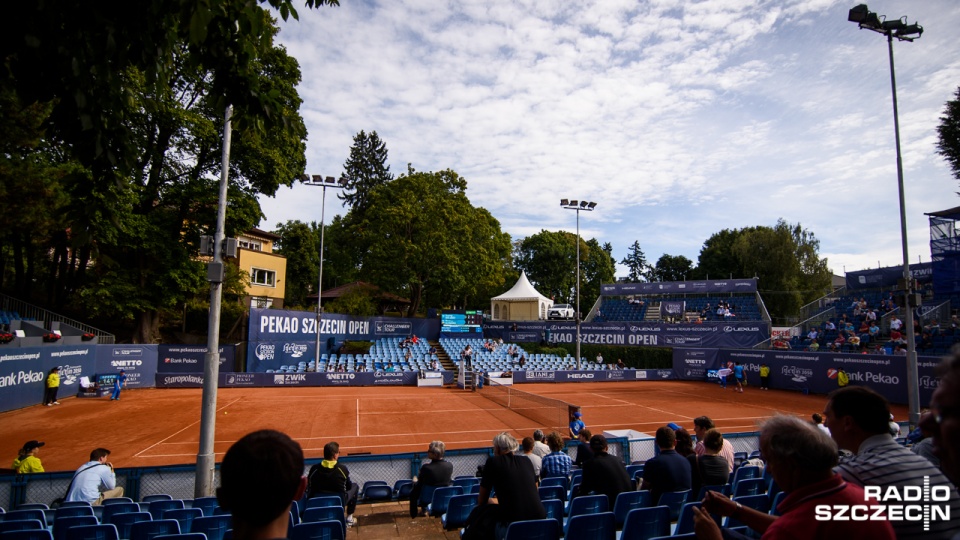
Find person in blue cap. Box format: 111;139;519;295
111;370;127;401
569;410;585;439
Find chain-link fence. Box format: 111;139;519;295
1;433;756;509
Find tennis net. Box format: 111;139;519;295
479;379;578;434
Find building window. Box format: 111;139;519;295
251;268;275;287
251;296;273;309
239;238;263;251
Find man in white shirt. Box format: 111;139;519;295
531;430;550;458
65;448;123;505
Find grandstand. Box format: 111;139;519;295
593;278;768;324
266;337;444;374
439;338;609;371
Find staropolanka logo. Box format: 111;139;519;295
816;477;951;531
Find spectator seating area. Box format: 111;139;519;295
0;310;26;327
266;337;442;374
0;454;777;539
792;290;957;355
0;452;783;540
439;338;610;372
597;295;763;322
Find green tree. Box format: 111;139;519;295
273;220;321;308
695;220;831;321
324;287;378;317
514;231;613;310
515;230;577;303
620;240;650;282
338;130;394;215
360;167;511;316
73;23;309;343
581;241;617;312
649;254;694;282
691;228;745;280
5;1;338;192
937;86;960;187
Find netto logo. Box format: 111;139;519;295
686;359;707;365
326;373;355;381
111;360;142;367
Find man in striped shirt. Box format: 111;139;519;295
824;386;960;540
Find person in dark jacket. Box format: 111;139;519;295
410;440;454;518
307;441;360;527
579;434;633;507
477;432;546;536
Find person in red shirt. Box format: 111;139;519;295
693;415;895;540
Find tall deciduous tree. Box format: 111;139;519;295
339;130;394;215
73;22;309;343
360;167;511;317
620;240;650;282
937;86;960;187
514;231;615;311
273;220;321;308
694;220;831;321
649;254;694;282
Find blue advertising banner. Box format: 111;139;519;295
0;345;98;413
249;308;439;342
601;278;757;296
512;369;677;383
247;309;440;372
154;370;421;388
482;321;768;349
95;345;159;389
845;262;932;291
157;344;236;372
672;348;943;406
673;348;720;380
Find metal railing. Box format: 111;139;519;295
0;293;115;344
0;432;757;508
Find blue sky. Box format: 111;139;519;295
258;0;960;279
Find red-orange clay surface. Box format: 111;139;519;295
0;381;909;472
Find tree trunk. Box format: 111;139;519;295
133;310;160;343
406;282;423;318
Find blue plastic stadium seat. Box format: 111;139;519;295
106;512;152;540
129;520;179;540
440;494;476;530
502;519;559;540
164;509;203;534
147;501;185;521
427;486;463;517
656;490;690;521
2;510;46;523
619;506;670;540
189;516;230;540
612;490;651;530
0;520;46;534
565;511;614;540
288;521;344;540
65;524;120;540
53;515;100;540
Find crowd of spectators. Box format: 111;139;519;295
205;352;960;539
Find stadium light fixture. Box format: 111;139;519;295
847;4;922;428
304;174;348;367
561;199;597;370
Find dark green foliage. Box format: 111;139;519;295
937;86;960;188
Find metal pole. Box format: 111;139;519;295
575;208;581;370
887;34;920;427
196;104;232;497
315;186;328;367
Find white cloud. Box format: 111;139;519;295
258;0;960;279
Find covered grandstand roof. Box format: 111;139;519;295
491;271;552;302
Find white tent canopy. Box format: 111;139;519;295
490;271;553;321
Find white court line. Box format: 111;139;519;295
133;396;244;458
590;393;634;405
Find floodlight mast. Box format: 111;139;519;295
847;4;922;428
304;175;348;367
561;199;597;370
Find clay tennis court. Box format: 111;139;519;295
0;381;909;472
